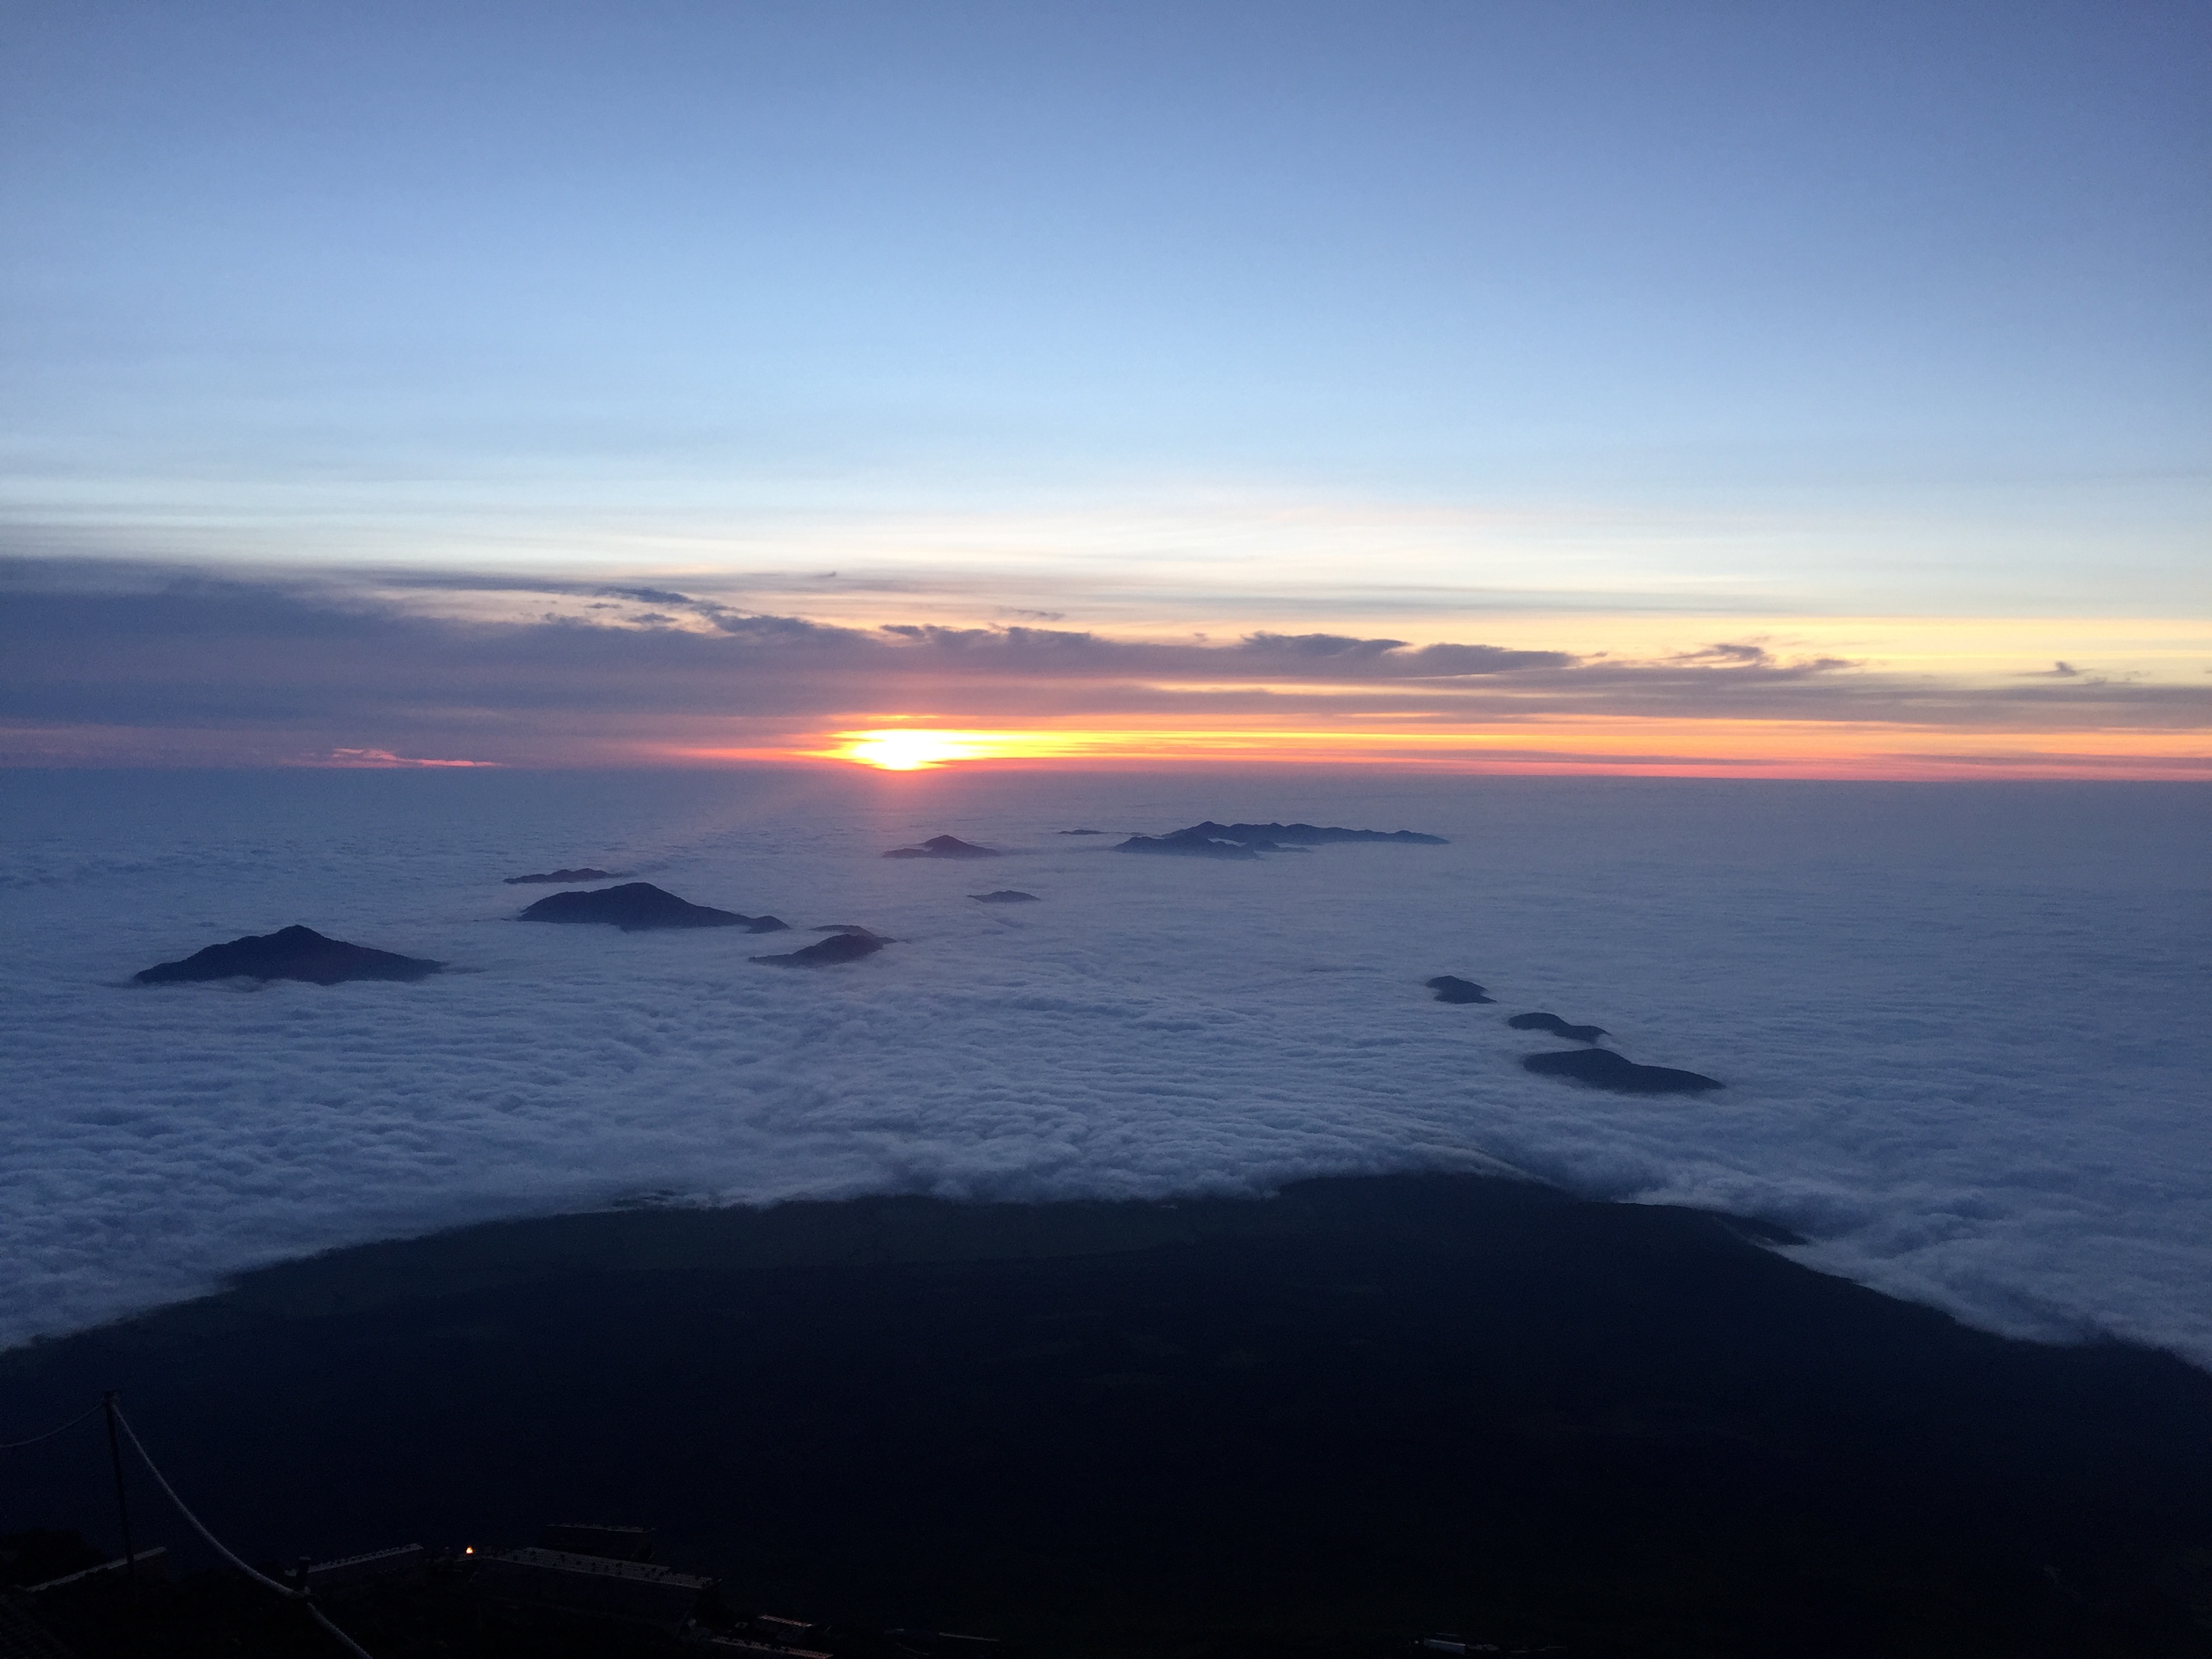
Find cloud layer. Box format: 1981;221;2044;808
2;768;2207;1369
4;558;2206;774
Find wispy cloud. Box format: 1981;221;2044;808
298;747;500;769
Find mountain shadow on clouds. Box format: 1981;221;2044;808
1524;1048;1723;1094
1427;976;1494;1004
517;883;787;933
883;836;998;860
752;933;887;967
503;867;614;885
1509;1012;1610;1043
134;925;441;986
12;1174;2211;1656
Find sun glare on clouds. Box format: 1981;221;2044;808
830;729;1213;769
833;730;1036;769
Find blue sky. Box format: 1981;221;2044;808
2;1;2207;769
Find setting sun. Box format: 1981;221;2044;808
833;730;1005;770
827;729;1146;769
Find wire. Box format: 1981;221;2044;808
108;1401;375;1659
306;1601;378;1656
106;1403;295;1597
0;1400;106;1452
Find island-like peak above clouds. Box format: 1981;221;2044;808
1509;1011;1610;1044
134;924;442;985
883;835;999;859
1523;1048;1723;1095
1426;975;1494;1004
1179;821;1448;846
504;867;615;884
517;882;787;933
753;932;888;966
1118;821;1448;857
1115;827;1265;859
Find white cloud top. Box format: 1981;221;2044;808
2;769;2205;1368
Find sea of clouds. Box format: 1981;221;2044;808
2;769;2206;1366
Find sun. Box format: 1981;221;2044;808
826;728;1120;769
834;730;989;770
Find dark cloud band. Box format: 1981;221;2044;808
4;556;2206;766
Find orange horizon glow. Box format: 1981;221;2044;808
751;721;2212;779
9;722;2203;781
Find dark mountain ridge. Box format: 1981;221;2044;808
517;884;787;933
754;933;887;966
1176;821;1447;846
134;925;442;986
1523;1047;1723;1094
883;836;998;860
1118;821;1447;857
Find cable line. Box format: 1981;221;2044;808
107;1399;375;1659
0;1400;104;1452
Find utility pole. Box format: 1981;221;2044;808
101;1392;139;1580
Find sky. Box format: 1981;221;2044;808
2;0;2207;773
